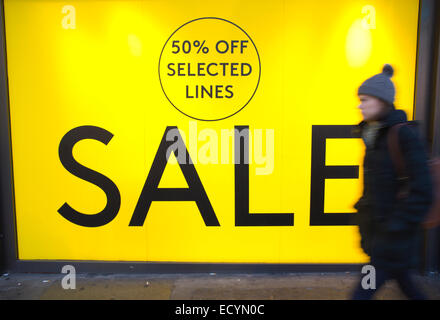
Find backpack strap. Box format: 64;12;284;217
387;123;410;199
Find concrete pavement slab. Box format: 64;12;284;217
0;272;439;300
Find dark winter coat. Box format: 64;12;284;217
352;107;434;270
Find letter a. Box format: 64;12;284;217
61;265;76;290
361;265;376;290
61;5;76;29
129;126;220;226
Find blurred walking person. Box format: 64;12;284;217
351;64;434;299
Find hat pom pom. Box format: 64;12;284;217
382;64;394;77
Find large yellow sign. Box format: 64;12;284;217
4;0;419;263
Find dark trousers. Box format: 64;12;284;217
351;268;427;300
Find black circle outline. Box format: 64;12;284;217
158;17;261;121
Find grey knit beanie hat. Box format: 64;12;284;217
358;64;395;105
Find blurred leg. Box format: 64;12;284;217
393;270;427;300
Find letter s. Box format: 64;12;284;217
58;125;121;227
225;85;233;98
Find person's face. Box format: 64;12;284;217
358;94;386;122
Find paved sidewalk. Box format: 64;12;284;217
1;272;440;300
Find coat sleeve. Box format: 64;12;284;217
386;124;434;232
